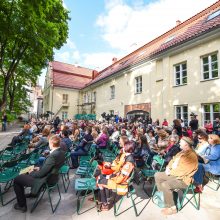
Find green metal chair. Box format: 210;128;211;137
30;182;61;213
59;152;71;192
113;171;138;217
74;160;98;214
205;173;220;191
0;160;20;206
176;183;200;211
141;155;165;197
0;147;16;163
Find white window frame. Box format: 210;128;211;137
174;62;187;86
135;76;142;94
201;52;219;80
110;85;115;99
175;105;188;123
202;103;220;125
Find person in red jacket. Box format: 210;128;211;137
162;119;168;127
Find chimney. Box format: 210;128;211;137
92;70;100;79
112;57;117;63
176;20;181;26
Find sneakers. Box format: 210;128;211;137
14;203;27;213
161;207;177;215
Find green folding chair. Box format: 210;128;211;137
0;160;20;206
30;173;62;213
74;160;98;214
141;155;165;197
176;183;200;211
205;172;220;191
113;171;138;217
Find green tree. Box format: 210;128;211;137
0;0;70;110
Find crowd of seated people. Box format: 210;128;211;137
2;114;220;215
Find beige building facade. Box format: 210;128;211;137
44;2;220;125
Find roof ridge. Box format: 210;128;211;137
98;0;220;74
51;60;95;71
53;69;92;79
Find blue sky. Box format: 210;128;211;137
39;0;217;86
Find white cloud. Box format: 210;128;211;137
66;38;76;49
55;51;71;63
96;0;217;52
82;52;123;70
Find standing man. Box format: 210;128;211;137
2;112;7;131
53;116;61;132
189;113;199;131
13;135;66;212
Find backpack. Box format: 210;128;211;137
152;191;165;208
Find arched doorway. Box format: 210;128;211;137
126;110;149;122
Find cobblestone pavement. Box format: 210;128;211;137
0;129;220;220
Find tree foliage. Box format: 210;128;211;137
0;0;70;111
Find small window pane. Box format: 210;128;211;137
182;70;187;77
213;113;220;119
203;57;209;64
212;70;218;78
175;66;180;72
176;79;180;85
213;103;220;112
204;113;211;121
176;72;180;78
204;105;211;112
203;65;209;72
182;77;187;84
211;54;217;62
212;62;218;70
203;72;209;79
182;63;187;70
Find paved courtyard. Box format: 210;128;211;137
0;128;220;220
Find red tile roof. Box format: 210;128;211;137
49;61;94;89
87;1;220;86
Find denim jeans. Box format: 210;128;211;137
193;163;204;185
70;148;88;167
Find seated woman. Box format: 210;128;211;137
160;135;181;165
194;134;220;193
69;122;80;144
28;128;50;151
9;124;31;146
133;134;152;167
95;126;109;149
98;136;129;176
97;141;135;211
194;131;209;157
153;129;169;154
70;126;93;168
154;137;198;216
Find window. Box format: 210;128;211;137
174;62;187;86
93;91;96;102
175;105;188;122
110;85;115;99
135;76;142;94
62;111;68;120
83;94;86;103
110;110;114;115
202;103;220;125
62;94;68;104
202;53;218;80
207;9;220;21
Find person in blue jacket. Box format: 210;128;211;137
194;134;220;193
